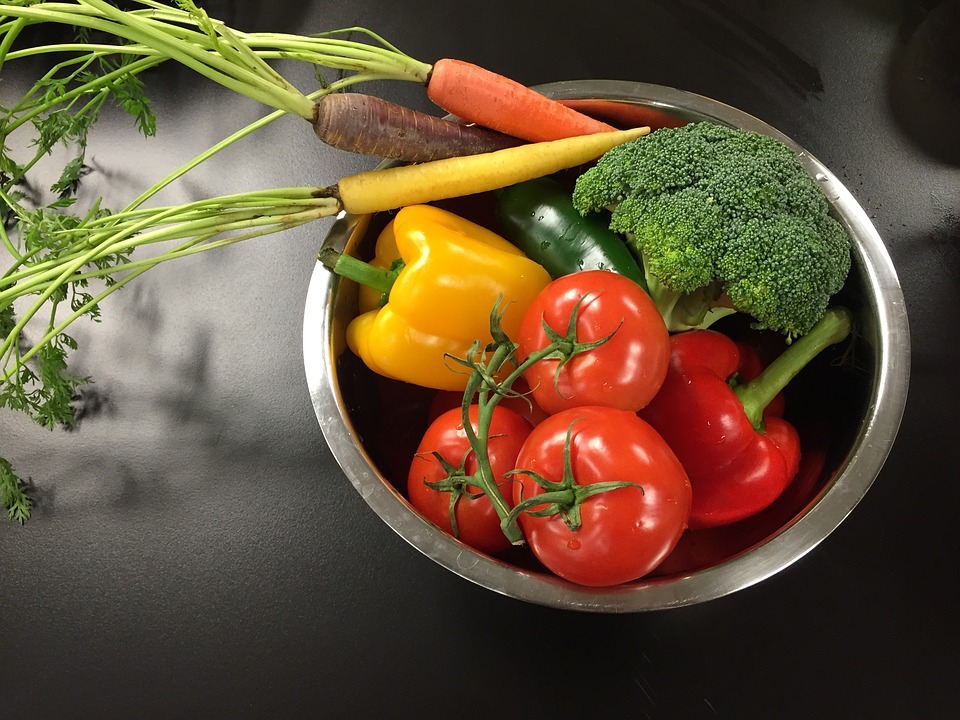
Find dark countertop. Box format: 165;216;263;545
2;1;958;717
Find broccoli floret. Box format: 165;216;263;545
720;214;851;337
610;189;721;292
608;189;738;331
572;121;852;338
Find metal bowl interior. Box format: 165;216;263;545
302;80;910;612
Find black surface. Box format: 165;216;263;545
2;1;958;717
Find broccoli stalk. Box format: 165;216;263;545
572;122;852;339
642;272;737;332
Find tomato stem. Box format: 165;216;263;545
458;341;525;544
420;449;473;541
503;421;642;532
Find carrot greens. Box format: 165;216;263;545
0;0;431;126
0;1;609;149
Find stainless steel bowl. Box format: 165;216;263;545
302;80;910;612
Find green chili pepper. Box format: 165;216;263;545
494;176;648;292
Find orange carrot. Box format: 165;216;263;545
313;93;522;162
426;59;617;143
559;99;689;131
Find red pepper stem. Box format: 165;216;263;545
735;307;853;430
318;247;403;295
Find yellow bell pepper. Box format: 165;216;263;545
339;204;551;391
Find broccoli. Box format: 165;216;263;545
572;121;852;339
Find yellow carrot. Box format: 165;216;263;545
322;127;650;216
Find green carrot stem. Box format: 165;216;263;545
0;197;335;299
0;201;331;382
0;2;433;123
2;261;153;384
0;0;315;119
0;54;163;137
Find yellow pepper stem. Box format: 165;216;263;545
319;247;402;296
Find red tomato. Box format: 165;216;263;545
512;406;691;586
516;270;670;415
408;404;532;554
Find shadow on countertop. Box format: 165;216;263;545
655;0;958;165
887;0;960;165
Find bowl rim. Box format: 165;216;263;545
302;79;911;612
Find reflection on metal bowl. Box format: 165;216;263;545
303;80;910;612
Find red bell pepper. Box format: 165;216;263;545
650;442;829;576
640;307;852;529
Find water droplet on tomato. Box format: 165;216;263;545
567;539;581;550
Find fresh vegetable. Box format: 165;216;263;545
652;442;829;576
516;270;669;415
0;3;862;564
639;307;853;529
324;127;648;216
0;0;614;156
407;286;641;547
494;176;647;288
408;404;531;554
507;406;692;586
332;205;551;391
313;92;521;162
572;121;852;338
424;58;615;141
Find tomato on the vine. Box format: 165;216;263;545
516;270;669;415
408;404;532;554
511;406;691;586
